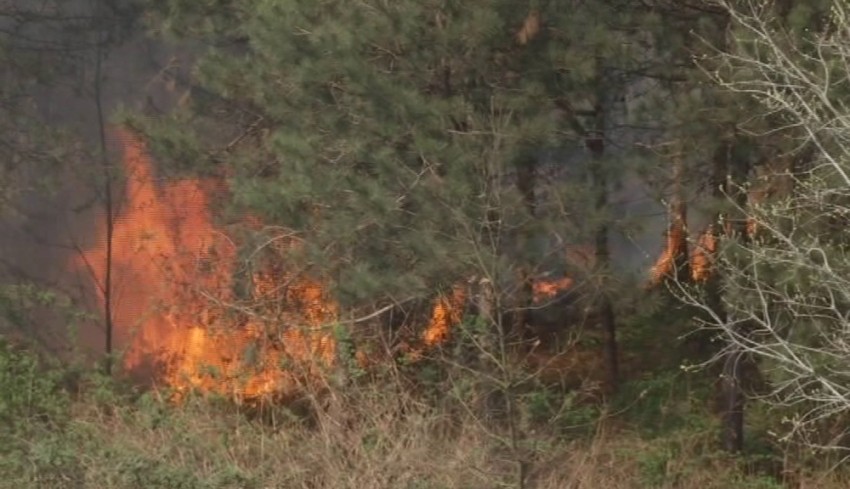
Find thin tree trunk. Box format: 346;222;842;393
720;350;745;451
670;156;690;283
709;137;750;452
587;96;618;393
514;152;537;342
649;155;690;286
93;8;114;375
724;137;752;452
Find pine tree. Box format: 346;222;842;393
137;0;850;455
138;1;792;401
139;2;651;338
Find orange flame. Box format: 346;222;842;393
77;129;598;394
690;225;717;283
649;202;688;286
420;275;574;348
422;285;467;346
78;128;335;401
533;277;574;303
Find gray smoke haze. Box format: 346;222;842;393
0;1;682;359
0;0;192;356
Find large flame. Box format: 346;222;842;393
78;128;335;401
81;127;774;395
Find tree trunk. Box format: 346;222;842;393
710;137;752;452
93;19;114;375
670;156;690;283
587;120;618;393
721;350;745;451
649;155;690;286
513;152;538;343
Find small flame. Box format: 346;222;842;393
649;202;688;286
420;275;574;348
690;225;717;283
746;216;758;238
533;277;574;302
422;285;467;346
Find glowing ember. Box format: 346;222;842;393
77;128;336;401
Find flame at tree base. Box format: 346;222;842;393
77;128;336;402
77;129;586;403
161;325;336;402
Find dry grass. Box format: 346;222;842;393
7;372;845;489
2;339;847;489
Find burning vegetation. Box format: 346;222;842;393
648;194;720;287
77;129;495;402
76;129;709;403
77;128;337;402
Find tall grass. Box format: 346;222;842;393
1;340;848;488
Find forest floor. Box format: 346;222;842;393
3;344;849;489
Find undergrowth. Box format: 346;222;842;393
0;340;847;489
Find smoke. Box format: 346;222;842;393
0;0;193;357
0;2;685;367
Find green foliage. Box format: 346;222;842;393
631;432;786;489
0;339;68;428
614;371;713;438
518;385;599;436
0;338;76;486
636;443;678;487
0;284;90;363
333;322;367;381
139;0;694;313
618;291;712;371
0;358;841;488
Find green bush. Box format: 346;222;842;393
0;337;77;486
614;371;713;437
519;386;599;436
0;338;68;429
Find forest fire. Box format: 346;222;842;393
74;129;667;402
77;128;336;401
419;275;575;348
77;128;480;401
